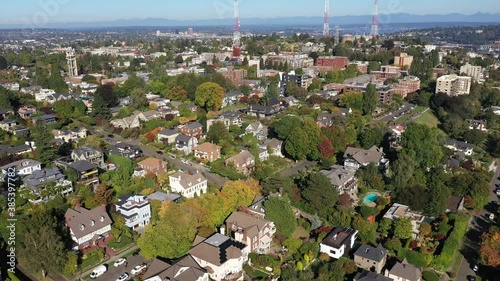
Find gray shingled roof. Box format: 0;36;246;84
388;259;421;281
65;206;112;240
354;270;393;281
69;160;98;172
354;244;387;262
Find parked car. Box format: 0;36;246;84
182;160;190;165
468;275;476;281
107;134;114;138
489;213;495;220
114;258;127;267
156;150;164;155
116;272;129;281
90;265;107;279
131;264;147;275
472;264;479;272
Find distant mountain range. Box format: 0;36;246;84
1;12;499;29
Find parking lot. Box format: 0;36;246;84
92;255;147;281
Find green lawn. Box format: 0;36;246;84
414;111;440;128
80;251;101;271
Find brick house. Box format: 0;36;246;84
137;157;168;177
225;211;276;254
194;142;221;162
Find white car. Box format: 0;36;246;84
116;272;129;281
182;160;190;165
90;265;107;279
131;264;147;275
114;258;127;267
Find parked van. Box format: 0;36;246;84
90;265;107;279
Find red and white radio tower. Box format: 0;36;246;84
370;0;379;38
233;0;241;57
323;0;330;37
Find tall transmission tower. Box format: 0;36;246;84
233;0;241;58
370;0;379;38
323;0;330;37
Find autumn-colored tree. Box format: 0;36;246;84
419;222;432;238
480;226;500;267
195;82;225;111
318;136;335;159
337;194;352;207
94;184;114;205
81;135;104;149
166;86;188;101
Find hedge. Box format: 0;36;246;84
432;213;469;270
423;271;439;281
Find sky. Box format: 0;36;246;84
0;0;499;24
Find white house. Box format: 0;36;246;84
319;227;358;259
115;195;151;230
260;138;284;158
34;88;56;102
52;128;88;143
65;205;112;251
190;233;249;281
382;203;425;239
143;255;209;281
385;259;422;281
157;129;179;144
169;171;208;198
445;139;475;156
175;134;199;155
1;159;42;177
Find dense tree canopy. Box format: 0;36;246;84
195;82;225;111
264;196;298;238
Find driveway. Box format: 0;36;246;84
456;161;500;281
369;103;413;125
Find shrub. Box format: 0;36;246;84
433;213;469;270
406;250;432;268
423;271;439;281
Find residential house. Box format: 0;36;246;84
110;110;164;129
65;205;112;251
446;195;465;213
68;160;100;187
206;111;243;132
175;134;199;155
169;171;208;198
22;168;73;204
320;165;358;197
1;159;42;177
225;211;276;254
257;148;269;161
244;104;279;118
317;112;334;128
344;146;390;171
115;195;151;230
355;270;394;281
45;93;73;104
11;126;29;137
382;203;425;239
0;119;17;131
181;122;203;138
194;142;221;162
320;226;358;259
223;91;244;107
137;157;168;177
142;255;209;281
385;259;422;281
245;122;268;141
354;244;388;274
147;191;180;203
18;106;37;119
71;146;105;169
157;129;179;144
52;128;88;143
468;119;487;131
247;196;267;219
34;89;56;102
31;114;57;126
189;233;249;281
259;138;284;158
0;144;33;156
283;96;300;107
0;108;14;120
107;142;143;159
445;140;474;156
226;151;255;176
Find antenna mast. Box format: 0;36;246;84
233;0;241;57
370;0;379;38
323;0;330;37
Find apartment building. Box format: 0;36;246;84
436;74;471;96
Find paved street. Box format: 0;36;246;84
369;103;413;125
456;161;499;281
280;160;314;177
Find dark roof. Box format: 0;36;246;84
446;195;464;212
189;233;247;266
321;227;357;249
72;146;102;157
147;191;180;202
33;114;57;121
184;122;203;130
354;244;387;262
225;91;244;97
388;259;421;281
22;167;65;189
354;270;394;281
142;255;207;281
176;134;192;143
8;144;31;154
69;160;98;172
158;129;178;136
247;104;276;115
219;111;240;119
446;139;474;150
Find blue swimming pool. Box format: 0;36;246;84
363;193;378;204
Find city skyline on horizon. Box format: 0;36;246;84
0;0;499;25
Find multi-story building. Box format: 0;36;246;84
371;65;401;79
344;146;390;171
350;61;370;74
115;195;151;230
180;122;203;137
206;111;243;131
157;129;179;144
320;227;358;259
1;159;42;177
189;233;249;281
316;56;349;70
32;114;57;126
390;76;421;99
394;53;414;67
217;67;248;86
71;146;105;169
225;211;276;254
354;244;387;274
143;255;209;281
68;160;100;187
320;165;358;197
18;106;37;119
194;142;221;162
266;53;314;69
385;259;422;281
175;134;199;155
52;128;88;143
460;63;483;81
137;157;168;177
169;171;208;198
65;205;112;251
22;168;73;204
226;151;255;176
436;74;471;96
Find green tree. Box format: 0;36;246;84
394;217;413;240
19;209;68;277
283;237;303;255
299;173;339;217
31;122;57;164
401;123;443;169
166;85;188;101
338;92;364;111
352;216;377;244
0;56;7;70
359;125;388;149
378;218;393;237
91;93;111;120
206;122;231;145
195;82;225;111
391;153;416;194
130;88;149;111
363;83;379;115
48;64;68;93
273;115;302;140
425;169;450;216
264;196;297;238
285;127;310;160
